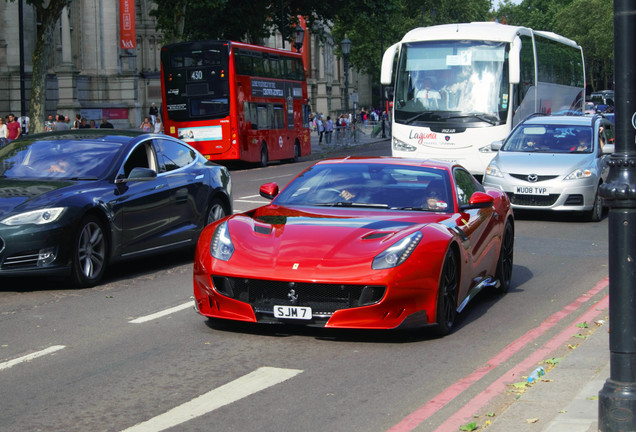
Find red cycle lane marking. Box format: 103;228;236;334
388;276;609;432
434;293;609;432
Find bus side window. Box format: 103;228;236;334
257;105;268;130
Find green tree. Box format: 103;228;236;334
330;0;492;106
493;0;614;92
151;0;338;44
10;0;71;133
552;0;614;91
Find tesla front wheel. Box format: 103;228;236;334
206;197;228;226
71;215;108;288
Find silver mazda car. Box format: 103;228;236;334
483;114;614;221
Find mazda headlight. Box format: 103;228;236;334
372;231;422;270
210;221;234;261
485;162;504;178
0;207;66;226
564;168;592;180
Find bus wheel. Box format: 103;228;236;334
260;143;268;167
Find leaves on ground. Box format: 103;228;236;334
525;418;540;424
576;321;589;328
459;422;478;431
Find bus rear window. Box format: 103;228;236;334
171;49;223;68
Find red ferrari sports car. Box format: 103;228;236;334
193;157;514;334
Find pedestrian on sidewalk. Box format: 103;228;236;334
324;116;334;145
316;114;325;145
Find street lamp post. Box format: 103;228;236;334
293;26;305;53
598;0;636;430
341;36;351;115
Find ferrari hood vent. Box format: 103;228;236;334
362;232;393;240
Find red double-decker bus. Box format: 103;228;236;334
160;40;311;166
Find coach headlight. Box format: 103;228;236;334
372;231;422;270
392;137;417;152
210;221;234;261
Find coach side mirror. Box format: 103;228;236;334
259;182;279;200
509;36;521;84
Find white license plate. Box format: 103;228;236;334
274;305;312;320
515;185;548;196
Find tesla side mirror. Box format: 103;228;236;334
461;191;495;210
259;182;279;200
117;167;157;183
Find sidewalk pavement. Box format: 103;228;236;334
486;317;610;432
307;124;390;160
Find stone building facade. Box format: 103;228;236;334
0;1;372;130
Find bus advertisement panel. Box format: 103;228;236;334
161;40;311;166
381;22;585;176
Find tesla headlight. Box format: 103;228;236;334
564;168;592;180
372;231;422;270
210;221;234;261
392;137;417;152
0;207;66;226
485;162;504;178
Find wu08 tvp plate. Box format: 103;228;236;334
515;185;548;195
274;305;312;320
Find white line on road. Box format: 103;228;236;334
0;345;66;371
128;302;193;324
235;199;267;204
120;367;303;432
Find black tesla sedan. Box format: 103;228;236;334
0;129;232;287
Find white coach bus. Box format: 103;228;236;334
381;22;585;176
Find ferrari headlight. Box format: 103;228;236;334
210;221;234;261
372;231;422;270
564;168;592;180
0;207;66;226
485;162;504;178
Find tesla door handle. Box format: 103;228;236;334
154;184;166;190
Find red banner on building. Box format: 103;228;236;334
119;0;136;49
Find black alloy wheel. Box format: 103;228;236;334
494;220;514;294
435;248;459;336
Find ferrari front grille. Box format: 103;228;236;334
212;277;386;314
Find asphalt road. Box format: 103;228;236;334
0;141;610;432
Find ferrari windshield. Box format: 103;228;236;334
393;40;509;126
274;163;453;212
0;139;121;180
502;124;594;154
